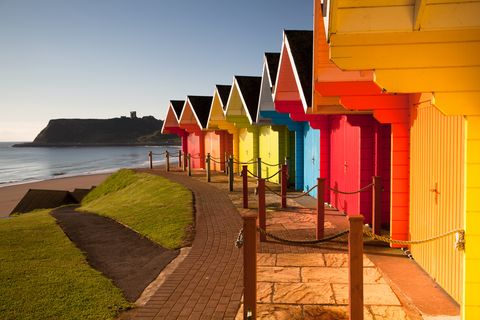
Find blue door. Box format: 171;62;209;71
303;123;320;198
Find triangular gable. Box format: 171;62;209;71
216;85;231;110
188;96;212;129
257;53;280;122
274;30;313;111
161;100;184;134
179;96;212;130
225;76;261;125
207;85;231;129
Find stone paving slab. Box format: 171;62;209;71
237;252;409;319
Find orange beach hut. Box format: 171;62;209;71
318;0;480;315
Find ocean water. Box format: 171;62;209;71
0;142;180;187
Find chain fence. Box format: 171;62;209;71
327;182;374;195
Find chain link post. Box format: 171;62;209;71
242;165;248;208
257;157;262;179
372;176;382;236
317;178;326;240
258;178;266;242
228;155;234;192
243;214;257;320
281;164;288;209
206;153;211;182
148;151;153;169
187;153;192;177
348;215;364;320
178;150;182;168
166;151;170;172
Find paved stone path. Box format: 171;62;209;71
131;170;243;320
236;253;409;320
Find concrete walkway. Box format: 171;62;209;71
129;170;243;320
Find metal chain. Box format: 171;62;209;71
327;182;374;195
257;227;349;244
233;159;257;165
235;228;244;248
152;152;166;156
363;226;465;249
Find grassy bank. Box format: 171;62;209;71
0;210;130;320
80;169;193;249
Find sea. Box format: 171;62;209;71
0;142;179;187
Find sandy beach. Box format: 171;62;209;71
0;173;111;218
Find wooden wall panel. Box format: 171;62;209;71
410;104;465;303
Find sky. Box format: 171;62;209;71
0;0;312;141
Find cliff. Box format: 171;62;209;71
14;116;180;147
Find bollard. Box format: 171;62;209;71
258;178;266;242
281;164;287;209
317;178;325;239
166;151;170;172
228;155;234;192
178;150;182;168
187;153;192;177
242;165;248;208
257;157;262;179
148;151;153;169
243;214;257;320
206;153;211;182
348;215;364;320
372;176;382;235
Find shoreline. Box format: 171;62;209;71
0;172;113;218
12;143;181;148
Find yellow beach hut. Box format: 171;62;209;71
224;76;262;175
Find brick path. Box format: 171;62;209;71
131;170;243;320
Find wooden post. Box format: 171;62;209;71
372;176;382;235
258;178;266;242
225;152;229;175
183;151;188;172
228;155;234;192
187;153;192;177
206;153;211;182
348;215;364;320
281;164;287;209
243;214;257;320
148;151;153;169
257;157;262;179
317;178;325;239
166;151;170;172
242;165;248;208
178;150;182;168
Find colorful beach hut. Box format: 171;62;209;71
275;30;389;227
318;0;480;314
207;85;238;171
224;76;262;175
256;52;297;185
205;85;234;171
178;96;213;169
161;100;187;156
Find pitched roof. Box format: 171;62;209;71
216;85;232;110
265;52;280;86
187;95;213;129
285;30;313;107
235;76;262;123
170;100;185;119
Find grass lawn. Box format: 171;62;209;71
80;169;193;249
0;209;131;320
